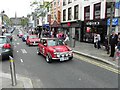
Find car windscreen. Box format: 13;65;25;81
0;37;7;44
47;39;64;46
4;33;11;36
29;35;37;39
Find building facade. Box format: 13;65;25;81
61;0;120;43
61;0;82;42
50;0;62;32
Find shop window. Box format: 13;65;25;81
74;5;79;19
94;3;101;19
68;7;72;20
84;6;90;20
63;9;66;21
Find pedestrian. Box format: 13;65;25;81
109;31;118;57
114;38;120;60
97;33;101;49
63;34;69;45
94;33;98;48
104;36;110;54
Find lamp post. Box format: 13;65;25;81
1;10;5;25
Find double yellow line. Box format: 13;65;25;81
74;54;120;74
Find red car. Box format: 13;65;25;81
26;35;40;46
37;38;73;63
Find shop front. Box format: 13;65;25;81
51;20;61;33
82;19;107;43
61;21;83;42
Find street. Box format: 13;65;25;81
1;30;119;88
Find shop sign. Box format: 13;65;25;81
107;18;119;26
86;21;100;25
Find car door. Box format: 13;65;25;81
42;39;47;56
38;39;44;54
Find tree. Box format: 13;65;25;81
21;17;28;27
30;0;50;37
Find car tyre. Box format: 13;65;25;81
46;54;52;63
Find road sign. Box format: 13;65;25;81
107;18;119;26
115;1;120;9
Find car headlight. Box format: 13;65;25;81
57;54;60;58
3;49;10;52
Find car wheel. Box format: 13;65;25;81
37;48;41;55
46;54;52;63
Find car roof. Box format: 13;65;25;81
0;36;6;38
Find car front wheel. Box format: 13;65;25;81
46;54;52;63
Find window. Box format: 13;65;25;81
68;0;72;4
94;3;101;19
74;5;79;19
63;9;66;21
68;7;72;20
106;2;115;18
63;1;66;6
84;6;90;20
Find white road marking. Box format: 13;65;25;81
20;59;24;62
21;49;27;54
17;43;19;45
17;51;19;53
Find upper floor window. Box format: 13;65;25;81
94;3;101;19
63;9;66;21
68;7;72;20
84;6;90;20
68;0;72;4
63;1;66;6
74;5;79;19
106;2;115;18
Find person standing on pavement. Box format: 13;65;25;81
97;33;101;49
109;31;118;57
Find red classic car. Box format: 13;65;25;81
37;38;73;63
26;35;40;46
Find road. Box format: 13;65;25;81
1;29;119;88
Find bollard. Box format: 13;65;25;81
9;56;17;86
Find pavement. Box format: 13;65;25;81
69;39;120;68
0;72;33;89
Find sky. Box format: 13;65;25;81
0;0;52;18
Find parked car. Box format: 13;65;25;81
0;36;13;60
26;35;40;46
37;38;73;63
3;33;13;41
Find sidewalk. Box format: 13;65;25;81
69;40;120;68
0;72;33;89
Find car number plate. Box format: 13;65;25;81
60;57;69;61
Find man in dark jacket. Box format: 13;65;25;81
109;31;118;57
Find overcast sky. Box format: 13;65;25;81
0;0;52;18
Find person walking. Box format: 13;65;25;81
114;38;120;60
94;33;98;48
109;31;118;57
97;33;101;49
63;34;69;45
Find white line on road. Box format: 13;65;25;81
17;51;19;53
20;59;24;63
17;43;20;45
21;49;27;54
